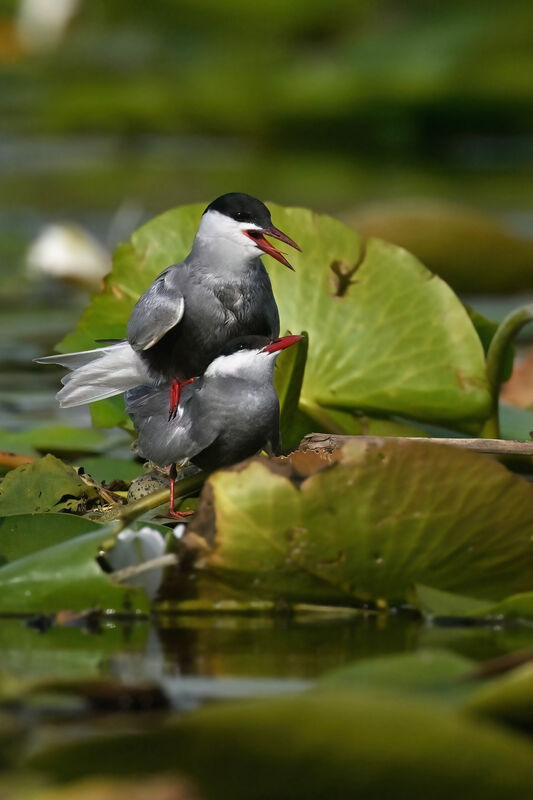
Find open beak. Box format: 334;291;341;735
260;334;303;354
244;224;301;271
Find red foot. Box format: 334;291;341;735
167;466;195;521
167;509;195;520
168;378;195;421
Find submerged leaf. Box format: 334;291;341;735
184;439;533;607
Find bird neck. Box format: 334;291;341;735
189;235;262;279
203;350;276;384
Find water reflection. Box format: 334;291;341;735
0;613;531;690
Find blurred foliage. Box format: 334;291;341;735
0;0;531;217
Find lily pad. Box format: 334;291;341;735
318;649;474;704
58;204;491;431
346;200;533;294
0;525;149;614
0;513;101;566
80;457;145;484
29;691;533;799
184;438;533;607
0;425;124;459
0;454;99;516
415;584;533;621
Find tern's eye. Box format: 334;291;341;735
235;211;252;222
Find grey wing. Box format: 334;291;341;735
126;382;220;467
127;265;185;352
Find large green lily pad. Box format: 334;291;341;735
29;691;533;799
0;454;99;516
184;439;533;606
58;204;491;430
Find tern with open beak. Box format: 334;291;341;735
36;193;301;417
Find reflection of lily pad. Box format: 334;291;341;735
185;439;533;607
59;204;491;431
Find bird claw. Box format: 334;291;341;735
167;509;195;520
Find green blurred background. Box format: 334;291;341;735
0;0;532;429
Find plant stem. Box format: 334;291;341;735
117;471;207;529
483;304;533;438
0;450;35;470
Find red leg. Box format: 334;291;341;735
168;378;195;421
167;463;195;520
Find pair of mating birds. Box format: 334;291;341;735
38;193;302;517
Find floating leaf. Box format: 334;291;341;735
185;439;533;607
318;649;474;704
347;201;533;294
416;584;533;622
59;204;491;431
80;457;145;484
0;454;98;516
0;425;125;459
0;513;100;566
29;691;533;799
0;526;149;614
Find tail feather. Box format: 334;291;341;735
36;342;150;407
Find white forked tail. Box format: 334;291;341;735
35;342;150;407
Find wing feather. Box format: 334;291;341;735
127;266;185;352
